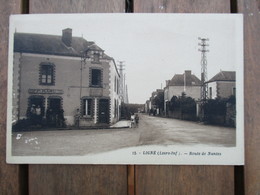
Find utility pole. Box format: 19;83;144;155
198;37;209;119
125;84;129;103
198;37;209;101
117;61;125;102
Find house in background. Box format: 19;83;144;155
13;28;121;127
207;71;236;99
149;89;164;115
164;70;201;115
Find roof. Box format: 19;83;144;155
168;72;201;86
14;32;112;60
207;71;236;83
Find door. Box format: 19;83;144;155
47;97;63;127
98;99;109;124
48;98;61;111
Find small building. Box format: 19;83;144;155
149;89;164;115
207;71;236;99
164;70;201;115
13;28;121;127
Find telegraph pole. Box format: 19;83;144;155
117;61;125;102
198;37;209;120
198;37;209;101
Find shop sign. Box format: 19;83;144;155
28;89;64;94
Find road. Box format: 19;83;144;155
12;114;235;156
138;115;235;147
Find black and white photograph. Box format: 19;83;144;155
7;14;244;164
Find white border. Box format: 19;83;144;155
6;13;244;165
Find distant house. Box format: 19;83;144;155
13;28;121;127
144;100;150;114
150;89;164;115
207;71;236;99
164;70;201;114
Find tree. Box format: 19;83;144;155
152;92;164;112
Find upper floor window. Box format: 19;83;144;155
39;63;55;85
90;68;102;87
93;52;100;63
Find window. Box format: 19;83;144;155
209;87;212;99
232;87;236;96
114;76;117;92
117;78;119;94
40;63;55;85
93;52;100;63
90;68;102;87
82;99;93;117
114;99;117;117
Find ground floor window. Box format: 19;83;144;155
82;98;93;117
209;87;212;99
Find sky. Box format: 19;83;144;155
10;14;242;104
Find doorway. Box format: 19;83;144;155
47;97;63;127
27;96;45;124
98;99;109;124
48;97;62;111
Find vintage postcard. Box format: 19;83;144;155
7;13;244;165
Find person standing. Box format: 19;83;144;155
35;105;42;126
74;108;80;128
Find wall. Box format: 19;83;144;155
15;52;111;125
109;60;121;124
217;81;236;98
167;85;200;100
208;81;217;99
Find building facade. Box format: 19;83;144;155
164;70;201;114
207;71;236;99
13;28;121;127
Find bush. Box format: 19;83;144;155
169;93;197;120
169;93;196;115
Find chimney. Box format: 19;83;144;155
165;80;170;86
62;28;72;47
184;70;192;86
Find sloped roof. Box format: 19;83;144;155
207;71;236;83
168;73;201;86
14;32;112;60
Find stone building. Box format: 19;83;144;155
207;71;236;99
13;28;121;127
164;70;201;114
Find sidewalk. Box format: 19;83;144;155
110;120;131;128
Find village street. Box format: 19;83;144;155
12;114;235;156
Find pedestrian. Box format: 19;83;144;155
135;113;139;125
74;108;80;128
35;105;42;126
130;113;136;128
57;108;65;127
27;104;36;125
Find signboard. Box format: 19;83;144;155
28;89;64;94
